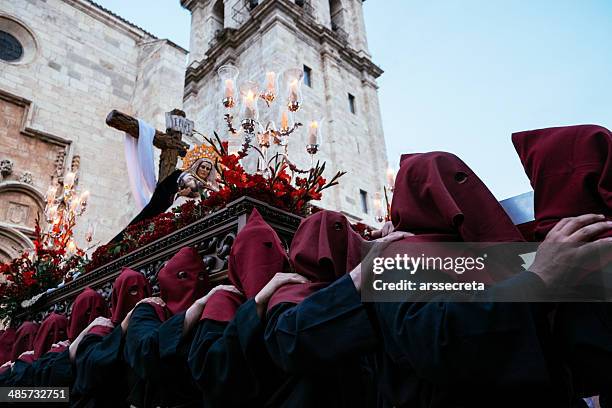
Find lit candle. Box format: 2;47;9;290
244;90;256;119
63;172;75;189
373;192;384;220
86;222;95;242
69;198;79;212
46;185;57;205
289;79;299;102
225;79;234;98
46;205;57;220
265;71;276;93
80;190;90;205
66;240;76;256
308;120;319;145
280;110;289;131
228;139;240;156
386;168;396;187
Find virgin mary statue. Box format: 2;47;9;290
168;146;219;211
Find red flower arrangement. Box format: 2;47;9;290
86;133;345;273
0;220;88;320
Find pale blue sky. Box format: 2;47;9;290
96;0;612;199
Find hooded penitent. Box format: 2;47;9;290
0;328;16;365
11;321;39;361
111;267;152;325
33;313;68;359
68;288;110;341
388;152;525;284
87;267;154;338
513;125;612;398
201;209;289;322
392;152;524;242
267;210;364;311
512;124;612;240
157;247;211;317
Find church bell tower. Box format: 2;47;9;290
181;0;388;224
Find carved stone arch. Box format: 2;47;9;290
0;181;45;234
0;224;34;263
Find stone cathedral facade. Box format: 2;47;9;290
0;0;387;262
182;0;388;222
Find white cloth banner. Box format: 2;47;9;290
124;119;157;210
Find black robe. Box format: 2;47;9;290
0;366;11;385
188;299;288;407
372;270;573;408
123;303;200;408
1;350;71;387
264;275;379;408
72;326;129;407
110;170;181;244
0;350;72;408
1;358;34;386
554;303;612;401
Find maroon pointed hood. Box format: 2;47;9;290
0;328;16;364
111;267;152;325
392;152;524;242
201;209;288;322
11;321;39;360
33;313;68;359
68;288;109;341
512;125;612;240
158;247;211;316
268;210;364;310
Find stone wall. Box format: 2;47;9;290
0;0;187;254
183;0;388;224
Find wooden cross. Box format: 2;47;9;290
105;109;191;181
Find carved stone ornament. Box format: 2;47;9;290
19;171;33;185
0;159;14;180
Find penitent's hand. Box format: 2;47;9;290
350;231;413;292
18;350;34;360
374;230;413;243
136;297;166;308
254;273;310;318
193;285;242;308
69;317;113;361
183;285;242;336
370;221;395;240
530;214;612;287
51;340;71;349
121;310;133;333
0;361;13;370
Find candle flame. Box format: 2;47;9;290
66;240;76;255
225;79;234;97
373;192;384;218
386;167;396;186
64;172;75;186
246;90;255;104
266;71;276;92
281;111;288;129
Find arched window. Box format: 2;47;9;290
211;0;224;34
328;0;344;32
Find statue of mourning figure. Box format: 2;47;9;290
168;147;219;211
